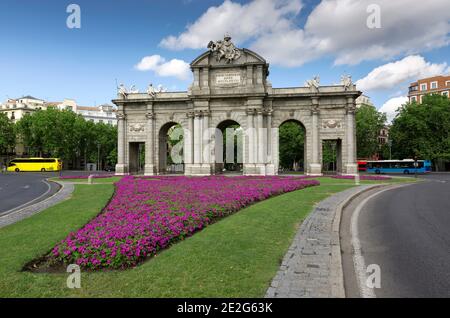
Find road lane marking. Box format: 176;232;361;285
350;184;411;298
0;180;52;217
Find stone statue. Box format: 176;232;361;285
208;34;241;63
117;83;128;99
306;76;320;92
129;85;139;94
340;74;353;91
147;83;156;97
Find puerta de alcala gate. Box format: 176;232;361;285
112;35;361;176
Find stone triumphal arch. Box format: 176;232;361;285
113;35;360;176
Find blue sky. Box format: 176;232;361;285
0;0;449;115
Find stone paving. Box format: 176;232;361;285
0;182;74;228
265;185;378;298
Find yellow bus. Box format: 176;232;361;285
7;158;62;172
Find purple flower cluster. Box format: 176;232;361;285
50;175;319;269
59;174;115;179
331;175;392;180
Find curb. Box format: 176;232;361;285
329;184;388;298
0;179;74;228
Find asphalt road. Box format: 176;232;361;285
0;172;61;216
341;173;450;298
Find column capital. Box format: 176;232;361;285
246;108;256;115
186;111;195;118
311;104;320;115
145;112;155;120
194;110;203;118
264;109;273;117
117;112;126;120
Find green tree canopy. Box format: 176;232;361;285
279;121;305;170
0;113;16;154
15;108;117;169
389;94;450;164
356;104;387;158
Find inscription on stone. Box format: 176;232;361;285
216;72;241;86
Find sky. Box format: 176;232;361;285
0;0;449;120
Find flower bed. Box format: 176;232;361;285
331;175;392;180
50;176;319;269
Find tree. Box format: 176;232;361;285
279;121;305;171
0;113;16;155
15;108;118;170
356;104;387;158
389;94;450;167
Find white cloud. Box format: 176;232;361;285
160;0;302;51
160;0;450;67
356;55;448;92
135;55;191;80
379;96;408;123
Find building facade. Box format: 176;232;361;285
113;36;361;176
49;99;117;125
408;75;450;103
0;96;47;123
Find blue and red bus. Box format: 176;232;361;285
366;159;432;175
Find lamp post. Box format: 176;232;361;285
97;142;101;172
388;140;392;160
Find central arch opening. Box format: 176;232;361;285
279;120;306;174
215;120;243;174
158;122;184;174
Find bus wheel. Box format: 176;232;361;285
41;168;46;172
15;168;19;172
375;169;381;174
403;170;409;174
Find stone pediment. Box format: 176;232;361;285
190;48;267;68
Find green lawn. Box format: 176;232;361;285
48;176;122;184
0;177;415;297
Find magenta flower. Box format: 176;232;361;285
50;175;319;269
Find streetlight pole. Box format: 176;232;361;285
97;143;101;172
388;140;392;160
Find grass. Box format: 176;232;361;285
48;176;122;184
0;177;415;297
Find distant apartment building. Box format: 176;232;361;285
0;95;47;123
356;94;374;108
47;99;117;125
408;75;450;103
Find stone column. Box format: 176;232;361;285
256;109;265;164
202;110;211;173
345;96;358;175
193;111;202;164
265;109;276;175
115;112;128;175
308;97;322;175
144;112;156;175
244;108;256;175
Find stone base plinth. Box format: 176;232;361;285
343;163;358;176
115;163;128;175
184;164;212;176
307;163;322;176
243;163;271;175
144;164;157;176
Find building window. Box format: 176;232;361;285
410;96;417;103
430;81;438;89
446;81;450;87
443;91;449;98
420;83;427;91
420;95;424;103
108;120;112;125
